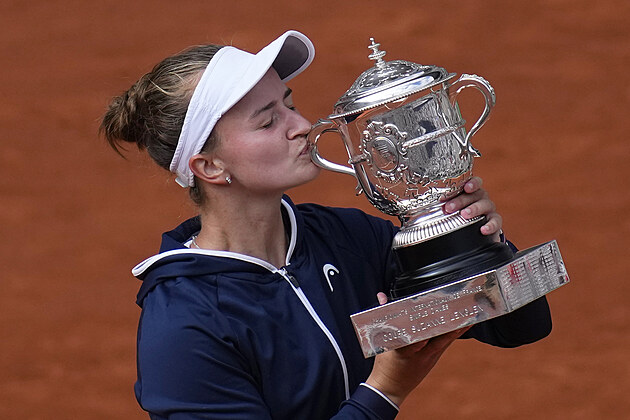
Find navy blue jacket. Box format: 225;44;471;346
132;196;551;419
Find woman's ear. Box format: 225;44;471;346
189;153;226;185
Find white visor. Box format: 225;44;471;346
169;30;315;187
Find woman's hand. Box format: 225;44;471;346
366;293;470;407
443;176;503;242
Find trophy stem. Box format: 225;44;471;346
393;204;478;249
390;217;514;299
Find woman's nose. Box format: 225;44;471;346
287;111;312;140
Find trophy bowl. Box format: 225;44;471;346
309;39;513;298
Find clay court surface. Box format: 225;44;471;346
1;1;628;418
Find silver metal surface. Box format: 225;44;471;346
309;38;496;248
331;39;455;118
350;240;569;358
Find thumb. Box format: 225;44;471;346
376;292;388;305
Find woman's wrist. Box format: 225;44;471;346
359;383;400;410
364;375;407;407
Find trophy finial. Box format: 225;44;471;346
368;38;386;68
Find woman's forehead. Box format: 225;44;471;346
225;69;287;117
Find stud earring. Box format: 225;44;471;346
225;175;232;184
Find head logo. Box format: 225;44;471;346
323;263;340;292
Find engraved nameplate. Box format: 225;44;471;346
351;240;569;357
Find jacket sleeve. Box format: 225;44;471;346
461;239;553;347
462;296;552;347
335;384;399;419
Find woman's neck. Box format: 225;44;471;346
193;193;289;268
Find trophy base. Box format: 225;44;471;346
350;240;569;357
391;218;514;299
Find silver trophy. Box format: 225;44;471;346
309;39;569;357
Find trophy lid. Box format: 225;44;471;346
331;38;456;118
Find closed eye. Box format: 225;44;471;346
255;88;296;130
260;116;275;129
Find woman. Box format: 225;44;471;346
102;30;551;419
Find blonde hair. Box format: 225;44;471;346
100;44;224;205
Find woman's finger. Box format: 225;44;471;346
480;212;503;240
463;176;483;194
377;292;388;305
460;196;496;219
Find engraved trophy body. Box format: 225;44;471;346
310;40;512;298
309;39;569;357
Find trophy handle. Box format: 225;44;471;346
448;74;496;156
308;119;358;178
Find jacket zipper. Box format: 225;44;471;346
278;267;351;400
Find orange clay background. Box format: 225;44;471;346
1;1;628;418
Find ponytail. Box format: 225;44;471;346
100;44;224;204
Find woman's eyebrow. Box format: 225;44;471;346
249;88;293;120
